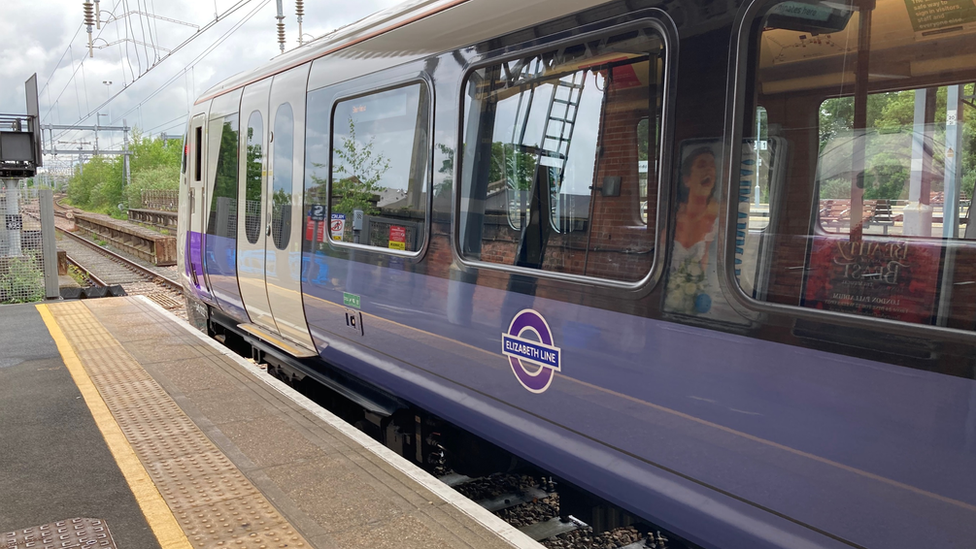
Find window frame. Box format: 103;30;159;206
324;77;434;259
453;15;677;290
724;0;976;345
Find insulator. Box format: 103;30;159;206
295;0;304;17
277;21;286;52
83;1;95;28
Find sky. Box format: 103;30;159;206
0;0;401;176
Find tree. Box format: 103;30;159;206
67;132;182;217
863;152;908;200
331;117;390;217
818;85;976;202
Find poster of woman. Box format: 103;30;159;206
663;140;745;322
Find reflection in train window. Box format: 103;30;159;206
245;111;264;245
738;0;976;329
459;27;664;283
272;102;294;250
207;114;239;240
816;88;975;238
323;84;430;253
637;117;654;224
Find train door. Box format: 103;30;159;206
201;89;248;321
186;110;213;302
237;80;277;334
265;65;315;351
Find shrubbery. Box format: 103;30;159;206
66;131;182;216
0;255;45;304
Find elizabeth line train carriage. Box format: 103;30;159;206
178;0;976;547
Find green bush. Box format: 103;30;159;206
66;131;182;214
0;256;45;304
126;164;180;209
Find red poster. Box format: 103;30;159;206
802;236;942;324
389;225;406;242
389;225;406;250
305;218;326;243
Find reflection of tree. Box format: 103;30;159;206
244;125;263;243
331;117;389;216
213;122;238;202
435;143;454;198
491;143;537;190
245;127;263;202
271;187;290;247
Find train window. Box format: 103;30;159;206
244;111;264;245
737;0;976;328
207;114;239;240
194;126;202;182
325;84;430;253
459;27;664;283
272;103;294;250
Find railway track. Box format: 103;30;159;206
22;197;186;318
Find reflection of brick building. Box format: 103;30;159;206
479;75;654;284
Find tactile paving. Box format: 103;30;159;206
48;301;312;549
1;518;117;549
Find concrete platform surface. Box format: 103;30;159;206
0;302;161;549
13;296;539;549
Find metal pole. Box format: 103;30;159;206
123;118;131;187
39;189;59;299
944;85;964;238
4;179;22;257
850;0;874;241
904;88;936;236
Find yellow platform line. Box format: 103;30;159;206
37;304;193;549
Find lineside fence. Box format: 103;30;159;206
0;185;59;304
140;189;179;212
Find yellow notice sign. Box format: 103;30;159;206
389;241;406;251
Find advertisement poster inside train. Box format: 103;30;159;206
801;236;943;324
664;140;751;325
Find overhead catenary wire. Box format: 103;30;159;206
39;23;85;98
48;0;267;143
106;0;273;129
144;112;188;135
42;0;125;122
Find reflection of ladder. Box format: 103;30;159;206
505;70;587;231
540;72;586;182
541;73;586;232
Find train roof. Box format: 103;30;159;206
196;0;617;105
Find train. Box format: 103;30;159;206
177;0;976;547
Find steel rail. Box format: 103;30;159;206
56;226;182;292
64;252;108;287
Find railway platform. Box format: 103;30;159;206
0;296;539;549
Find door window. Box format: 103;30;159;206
245;111;264;245
272;103;294;250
